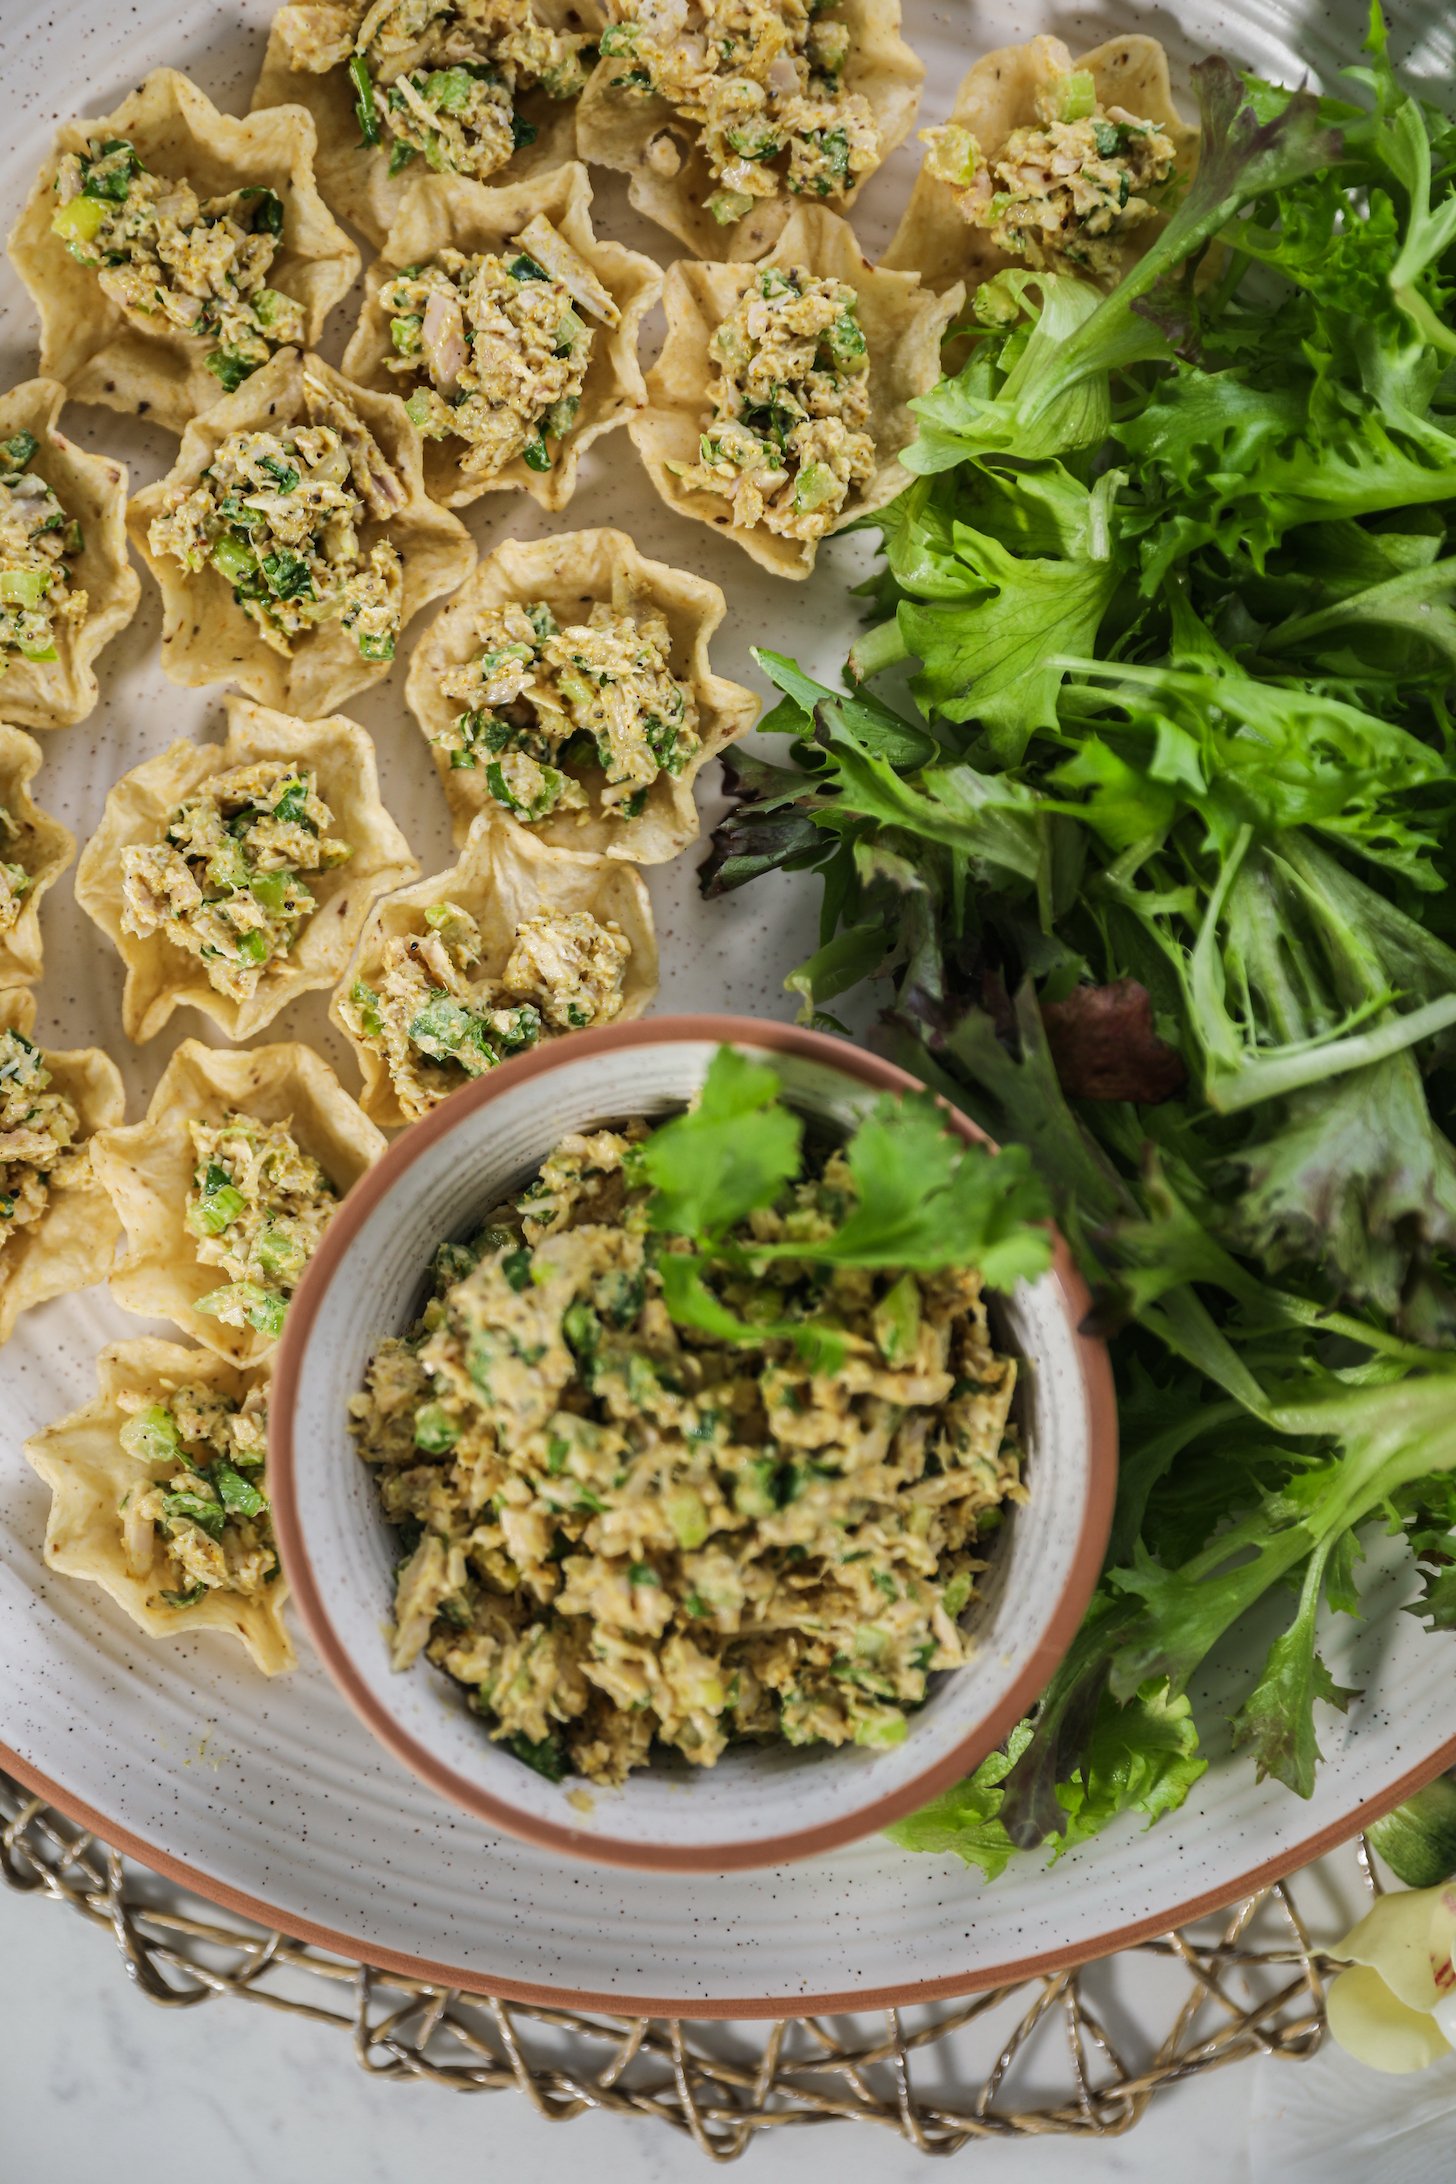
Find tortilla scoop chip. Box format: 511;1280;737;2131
883;34;1199;292
405;527;758;861
74;696;419;1045
0;380;140;732
253;3;601;251
91;1037;386;1367
0;989;125;1346
25;1338;294;1676
577;0;923;261
332;814;659;1129
631;205;962;579
127;349;477;717
342;163;662;512
9;70;361;439
0;725;75;991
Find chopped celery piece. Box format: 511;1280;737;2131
706;189;754;225
119;1403;182;1466
0;569;50;607
249;869;294;913
793;461;838;512
663;1486;709;1549
423;66;474;109
186;1188;246;1239
255;1224;306;1282
51;195;107;247
195;1281;288;1337
210;534;258;585
413;1402;459;1453
349;980;384;1038
1056;69;1097;122
853;1708;908;1749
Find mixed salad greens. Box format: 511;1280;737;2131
707;10;1456;1869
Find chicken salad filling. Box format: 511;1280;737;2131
380;216;618;481
0;430;87;674
121;761;352;1004
281;0;596;185
116;1378;280;1611
352;1091;1025;1787
0;809;35;937
342;898;632;1120
50;135;307;394
146;371;405;663
678;262;874;540
431;595;699;823
0;1030;87;1250
186;1111;338;1339
920;68;1178;281
600;0;878;228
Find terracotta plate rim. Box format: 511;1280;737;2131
5;1732;1454;2017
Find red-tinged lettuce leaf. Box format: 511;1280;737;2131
1229;1597;1360;1800
1230;1052;1456;1345
1040;980;1187;1104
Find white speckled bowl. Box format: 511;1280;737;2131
270;1017;1116;1870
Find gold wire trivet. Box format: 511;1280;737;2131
0;1768;1367;2159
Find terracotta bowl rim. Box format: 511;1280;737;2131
268;1013;1118;1871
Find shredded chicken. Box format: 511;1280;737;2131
50;136;305;390
276;0;595;184
185;1111;338;1339
352;1127;1021;1784
678;263;874;540
921;69;1178;281
0;431;88;673
116;1378;280;1609
0;1029;87;1249
121;761;352;1002
146;374;404;662
0;807;35;938
381;217;616;479
430;592;699;822
342;900;631;1120
600;0;878;228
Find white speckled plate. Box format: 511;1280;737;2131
2;0;1453;2018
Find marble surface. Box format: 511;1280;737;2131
5;1850;1456;2182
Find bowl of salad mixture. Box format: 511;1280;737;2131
270;1017;1115;1869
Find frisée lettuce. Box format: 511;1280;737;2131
706;10;1456;1870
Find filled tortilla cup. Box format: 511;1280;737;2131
74;696;419;1045
0;989;125;1346
331;813;659;1128
91;1037;385;1368
0;380;140;732
128;348;476;716
0;726;74;990
341;163;662;512
254;0;602;250
405;527;758;859
882;34;1198;292
576;0;923;261
9;70;361;438
631;204;962;578
26;1339;294;1677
